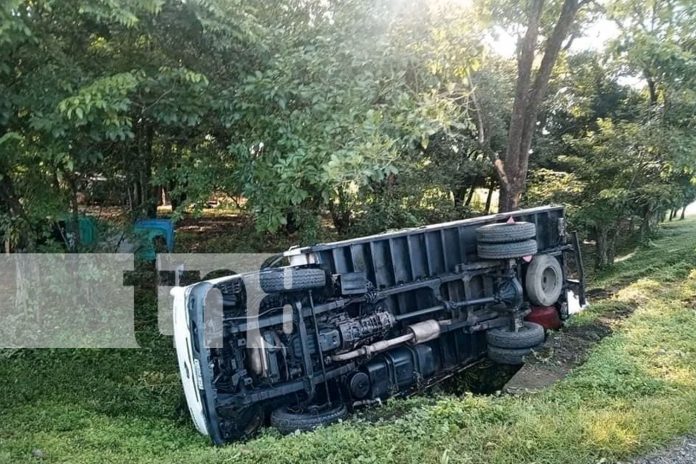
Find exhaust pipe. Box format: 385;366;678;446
329;319;444;363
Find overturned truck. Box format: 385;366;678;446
172;205;586;444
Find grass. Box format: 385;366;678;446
2;218;696;463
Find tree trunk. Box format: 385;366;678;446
464;186;476;207
285;211;299;235
484;179;495;214
681;205;687;220
134;123;157;218
497;0;583;211
647;77;658;107
596;226;610;269
145;125;158;218
68;176;80;252
0;173;31;248
132;182;140;210
329;189;352;235
639;207;652;242
595;225;616;269
607;231;616;265
499;180;523;212
452;186;468;209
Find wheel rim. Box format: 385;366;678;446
541;266;558;294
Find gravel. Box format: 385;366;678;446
630;437;696;464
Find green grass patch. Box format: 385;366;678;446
1;219;696;463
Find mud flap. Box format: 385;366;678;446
566;231;588;312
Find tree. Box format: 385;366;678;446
2;0;693;255
489;0;589;211
226;0;473;236
606;0;696;229
0;0;262;248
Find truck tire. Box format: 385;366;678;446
271;403;347;434
259;267;326;293
217;405;265;443
485;322;545;349
525;254;563;306
477;239;538;260
476;222;536;243
487;345;537;365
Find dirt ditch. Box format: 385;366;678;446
504;293;636;394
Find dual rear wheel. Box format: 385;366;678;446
485;322;545;365
476;221;564;364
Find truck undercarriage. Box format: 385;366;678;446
172;205;586;444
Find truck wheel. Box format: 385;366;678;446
271;403;348;434
217;405;265;442
487;345;537;365
525;254;563;306
259;267;326;293
485;322;545;349
476;222;536;243
477;239;537;260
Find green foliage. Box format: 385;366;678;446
58;72;140;141
1;0;494;242
0;0;694;252
530;14;696;266
525;168;585;211
224;1;473;234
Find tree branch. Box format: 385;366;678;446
467;73;508;186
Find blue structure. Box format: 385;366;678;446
133;218;175;261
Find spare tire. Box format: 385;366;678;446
476;221;536;243
477;239;538;260
259;267;326;293
525;254;563;306
271;403;348;434
486;322;545;349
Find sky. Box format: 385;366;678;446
422;0;644;88
486;16;644;87
488;18;621;58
